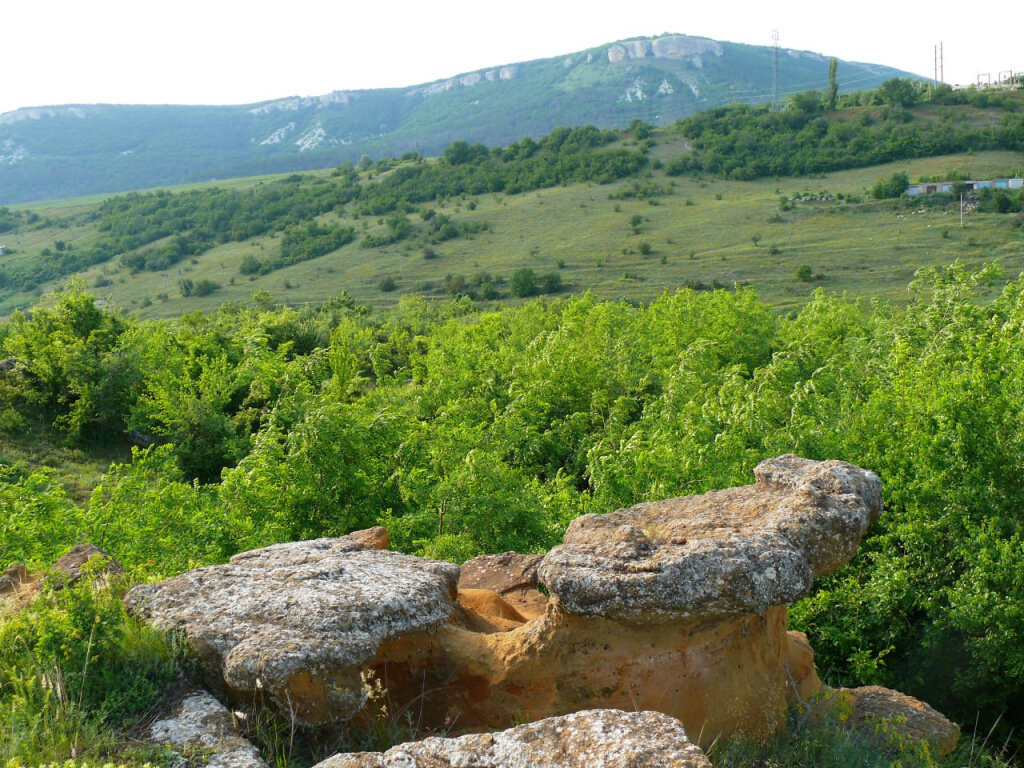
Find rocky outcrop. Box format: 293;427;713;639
150;689;266;768
827;686;961;756
125;533;459;722
2;545;123;607
458;551;546;619
126;457;899;747
608;35;724;64
49;544;124;587
539;455;882;619
312;709;710;768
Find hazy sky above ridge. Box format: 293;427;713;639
1;0;1018;115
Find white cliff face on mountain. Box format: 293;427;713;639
0;106;88;125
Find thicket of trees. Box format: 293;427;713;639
671;79;1024;179
1;126;645;293
3;269;1024;754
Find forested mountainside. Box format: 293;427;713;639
0;33;913;203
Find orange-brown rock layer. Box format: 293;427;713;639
362;600;820;747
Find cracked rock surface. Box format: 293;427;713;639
312;709;711;768
539;455;882;619
126;535;459;721
150;689;266;768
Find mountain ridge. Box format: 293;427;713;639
0;33;917;204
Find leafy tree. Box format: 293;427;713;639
871;171;910;199
510;268;539;297
827;58;839;110
876;78;920;107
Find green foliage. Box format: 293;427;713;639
0;468;83;570
0;283;139;441
871;171;909;199
676;82;1018;179
7;270;1024;749
0;579;187;764
876;78;922;107
510;268;539;298
828;58;839;111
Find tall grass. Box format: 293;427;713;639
0;572;189;765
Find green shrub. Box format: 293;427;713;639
0;579;189;764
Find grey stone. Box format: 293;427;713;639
538;455;882;619
126;537;459;721
150;689;266;768
313;708;711;768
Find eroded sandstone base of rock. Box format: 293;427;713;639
313;709;711;768
366;603;804;745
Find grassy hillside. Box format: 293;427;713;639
2;143;1023;318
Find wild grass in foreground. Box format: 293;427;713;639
710;705;1015;768
0;573;189;767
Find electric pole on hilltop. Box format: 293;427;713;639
934;43;945;85
772;30;780;110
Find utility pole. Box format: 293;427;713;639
772;30;780;110
940;42;944;83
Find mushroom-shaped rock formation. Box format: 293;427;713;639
125;535;459;722
313;709;710;768
126;457;895;745
363;456;882;742
539;455;882;619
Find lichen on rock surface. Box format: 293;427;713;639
149;689;266;768
125;534;459;722
312;709;711;768
827;686;961;756
538;454;882;619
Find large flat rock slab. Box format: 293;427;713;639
126;536;459;722
313;709;711;768
539;455;882;619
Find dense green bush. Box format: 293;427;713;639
0;578;187;764
674;83;1023;180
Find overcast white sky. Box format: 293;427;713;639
1;0;1018;116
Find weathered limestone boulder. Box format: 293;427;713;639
149;689;266;768
826;686;961;756
125;533;459;722
539;454;882;619
458;552;547;619
312;709;710;768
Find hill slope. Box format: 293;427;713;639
0;34;914;203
